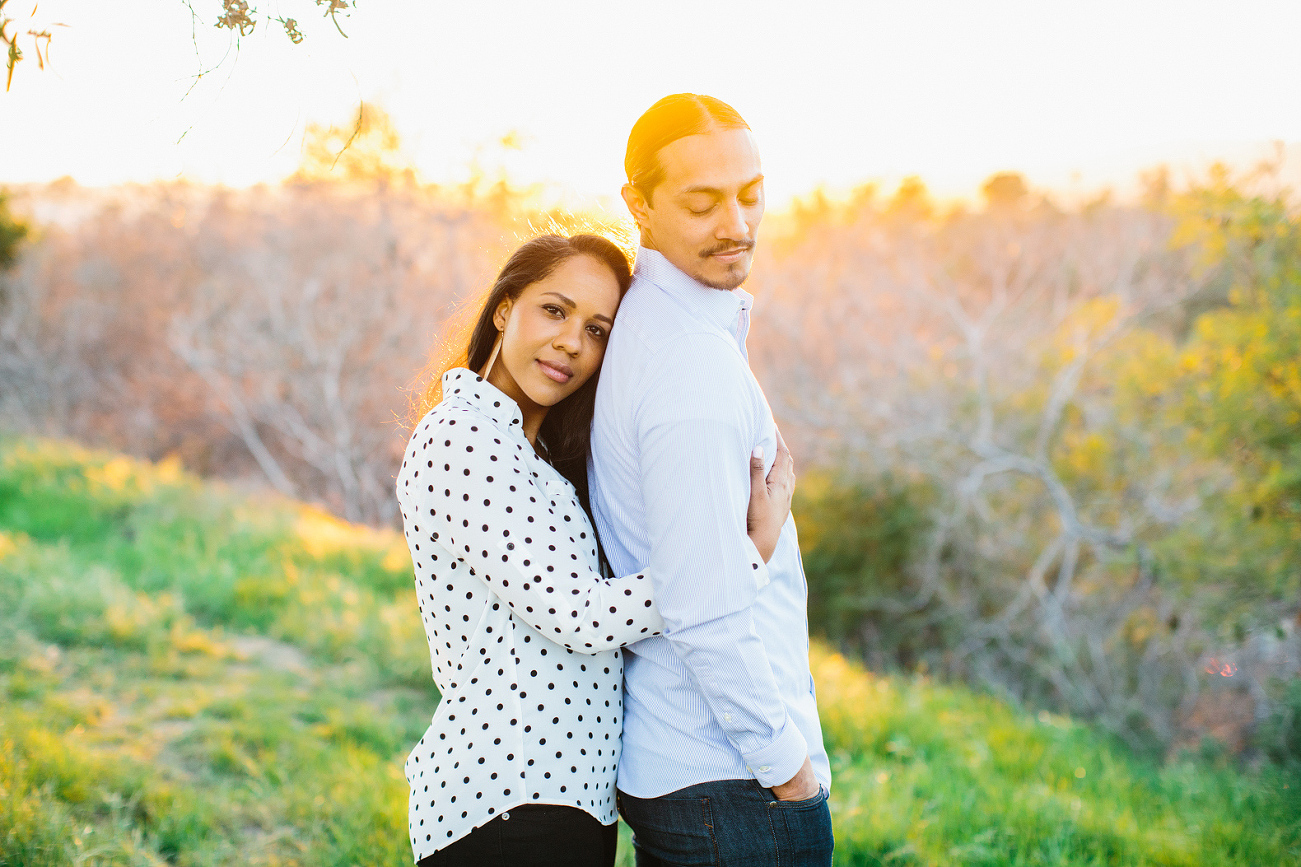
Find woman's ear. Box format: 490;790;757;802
493;298;512;332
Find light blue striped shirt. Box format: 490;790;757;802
590;247;831;798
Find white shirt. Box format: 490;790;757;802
590;247;831;798
396;369;670;861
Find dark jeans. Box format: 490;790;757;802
416;804;617;867
618;779;834;867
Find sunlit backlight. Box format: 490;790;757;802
1204;657;1238;677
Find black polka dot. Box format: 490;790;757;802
394;368;666;858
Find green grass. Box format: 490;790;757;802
812;652;1299;865
0;436;1297;866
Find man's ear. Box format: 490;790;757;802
621;183;652;232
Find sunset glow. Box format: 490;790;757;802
2;0;1300;207
2;4;1299;860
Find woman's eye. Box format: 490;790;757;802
542;304;564;317
587;325;607;340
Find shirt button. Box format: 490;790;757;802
759;765;771;772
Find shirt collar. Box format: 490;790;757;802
633;247;754;340
441;368;525;432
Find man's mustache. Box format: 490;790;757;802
700;240;755;258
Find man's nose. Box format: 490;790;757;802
717;199;748;240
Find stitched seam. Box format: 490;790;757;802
701;797;721;867
767;799;782;867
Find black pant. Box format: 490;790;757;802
416;804;618;867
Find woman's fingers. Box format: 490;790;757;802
750;446;768;502
767;429;795;492
747;436;797;562
748;446;770;527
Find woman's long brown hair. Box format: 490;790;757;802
410;233;632;509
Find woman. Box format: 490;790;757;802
397;234;794;867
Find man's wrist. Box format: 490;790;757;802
742;719;808;788
770;757;819;800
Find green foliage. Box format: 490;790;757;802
0;436;430;864
811;650;1300;866
0;190;26;270
1258;678;1301;768
0;438;426;682
1159;178;1301;613
1;437;1296;865
1090;176;1301;739
794;473;931;652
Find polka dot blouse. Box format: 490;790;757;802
396;368;664;863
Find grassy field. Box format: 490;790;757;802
0;437;1296;866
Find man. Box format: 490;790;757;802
590;93;833;866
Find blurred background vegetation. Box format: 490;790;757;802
1;110;1298;863
1;439;1296;865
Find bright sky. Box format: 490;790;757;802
2;0;1299;209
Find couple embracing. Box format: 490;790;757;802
396;94;833;867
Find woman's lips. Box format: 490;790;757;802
537;359;573;384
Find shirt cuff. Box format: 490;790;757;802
742;536;772;590
742;715;808;788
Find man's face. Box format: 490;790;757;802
625;127;764;290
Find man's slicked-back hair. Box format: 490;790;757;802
625;93;749;204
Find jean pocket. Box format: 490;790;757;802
769;785;827;809
621;796;718;867
770;787;833;865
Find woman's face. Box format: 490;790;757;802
488;253;622;418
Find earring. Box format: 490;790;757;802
481;329;503;380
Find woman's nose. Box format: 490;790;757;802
554;322;582;354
